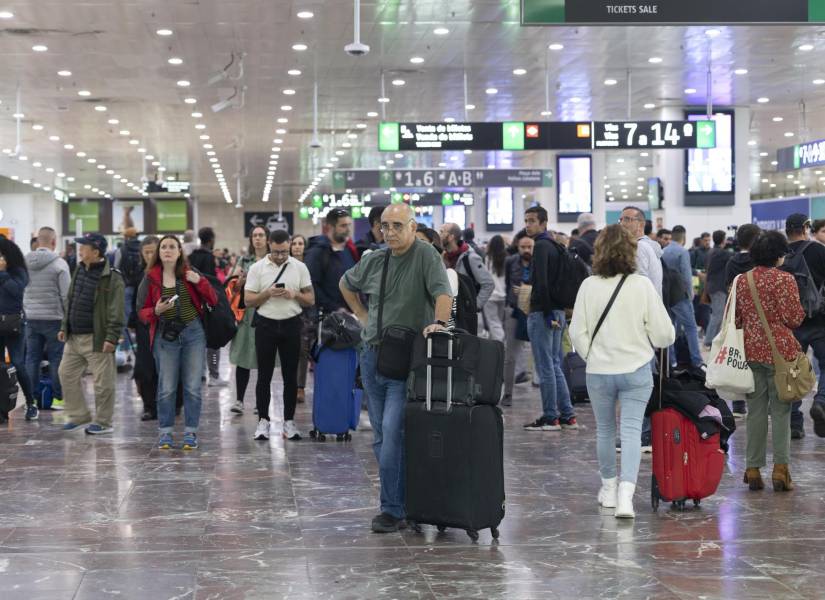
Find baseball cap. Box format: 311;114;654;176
74;232;108;255
785;213;811;231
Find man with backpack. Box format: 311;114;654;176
522;206;585;432
440;223;495;312
784;214;825;439
114;227;142;335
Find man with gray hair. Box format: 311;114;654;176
440;222;495;310
569;213;599;265
181;229;197;258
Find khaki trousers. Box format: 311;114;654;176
58;333;116;428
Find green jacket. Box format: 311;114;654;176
61;260;125;352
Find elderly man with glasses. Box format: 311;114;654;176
340;203;453;534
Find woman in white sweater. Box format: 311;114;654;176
569;225;675;518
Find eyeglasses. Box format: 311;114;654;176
620;216;642;223
379;219;414;233
271;250;289;257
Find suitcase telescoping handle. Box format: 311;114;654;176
425;329;453;412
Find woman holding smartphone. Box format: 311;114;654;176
228;225;269;415
139;235;217;449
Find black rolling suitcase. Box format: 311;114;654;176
562;351;589;403
0;363;19;420
405;331;505;541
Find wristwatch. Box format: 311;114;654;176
433;319;447;327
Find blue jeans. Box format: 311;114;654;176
360;346;407;519
0;326;33;405
25;319;65;400
587;363;653;484
703;291;728;346
670;298;704;367
153;320;206;433
528;311;574;421
791;324;825;429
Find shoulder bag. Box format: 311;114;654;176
746;271;815;403
584;275;628;360
376;250;418;380
705;275;754;394
0;313;22;337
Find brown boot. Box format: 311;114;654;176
772;464;794;492
296;388;305;404
743;468;764;491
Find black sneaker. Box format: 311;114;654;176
791;427;805;440
641;432;652;454
810;403;825;438
501;395;512;407
141;411;157;421
515;372;529;384
370;512;406;533
732;401;747;419
523;417;560;431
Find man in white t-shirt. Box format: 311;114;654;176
244;229;315;441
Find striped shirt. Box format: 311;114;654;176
161;283;199;323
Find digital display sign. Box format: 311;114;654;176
521;0;825;25
647;177;663;211
593;120;715;149
685;110;735;207
380;120;715;152
444;204;467;229
557;155;592;222
333;168;553;189
777;139;825;171
486;188;514;232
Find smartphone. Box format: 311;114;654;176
275;283;286;289
166;294;179;303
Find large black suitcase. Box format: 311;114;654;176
562;351;589;404
407;329;503;406
405;332;505;541
0;363;19;418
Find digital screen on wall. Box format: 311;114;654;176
486;188;514;231
156;200;189;232
556;155;592;222
685;109;735;206
443;204;466;229
647;177;662;210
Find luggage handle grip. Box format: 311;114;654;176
425;333;452;412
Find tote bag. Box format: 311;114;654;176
705;275;755;395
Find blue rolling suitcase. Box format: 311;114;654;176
309;346;360;441
36;377;54;410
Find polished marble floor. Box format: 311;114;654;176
2;358;825;599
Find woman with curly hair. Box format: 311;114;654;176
569;224;675;519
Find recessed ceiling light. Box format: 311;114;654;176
760;151;769;156
76;151;86;157
297;10;314;19
771;160;778;166
176;80;190;87
195;123;206;130
541;110;553;116
57;70;72;77
292;43;308;51
684;87;697;94
277;117;288;123
191;112;203;118
203;144;213;149
156;28;173;36
367;111;378;117
604;78;618;86
94;105;107;112
785;131;795;137
748;140;757;146
463;103;476;110
31;124;43;131
644;103;656;109
11;112;23;118
288;69;302;76
640;152;649;157
107;118;120;125
145;155;155;160
356;123;367;129
77;90;91;96
137;148;146;153
168;57;183;65
433;27;449;35
800;44;815;51
63;143;73;149
184;97;197;104
378;96;390;103
283;89;296;95
757;96;770;103
734;68;748;75
814;79;825;85
410;56;425;64
32;45;48;52
276;128;286;134
548;43;564;51
200;134;210;140
513;68;527;76
119;130;130;136
486;88;498;95
772;116;784;122
0;11;13;19
392;79;405;86
87;158;96;164
648;56;662;63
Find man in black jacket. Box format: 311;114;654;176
702;230;732;348
523;206;577;432
785;214;825;439
502;234;534;406
188;227;227;386
724;224;760;290
305;208;359;316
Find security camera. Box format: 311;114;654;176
345;41;370;57
309;137;322;149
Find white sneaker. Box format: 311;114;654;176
597;477;618;509
254;419;270;440
283;420;302;441
615;481;636;519
230;401;244;415
209;378;230;387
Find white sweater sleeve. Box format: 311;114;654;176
644;277;677;349
569;279;591;358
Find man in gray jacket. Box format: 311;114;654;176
440;223;495;310
23;226;70;411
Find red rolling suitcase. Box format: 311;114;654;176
650;351;726;511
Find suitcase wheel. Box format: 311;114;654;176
309;429;317;440
409;521;422;534
490;527;499;540
672;500;687;511
436;525;447;533
466;529;479;542
651;475;660;513
336;434;344;442
693;499;701;508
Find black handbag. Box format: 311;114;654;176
376;250;417;380
0;313;23;337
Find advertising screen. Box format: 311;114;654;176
556;155;592;222
685;109;735;206
443;204;466;229
486;188;514;231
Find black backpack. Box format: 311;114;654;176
119;239;143;288
200;274;237;349
548;239;590;310
661;259;688;308
454;273;479;335
780;241;825;319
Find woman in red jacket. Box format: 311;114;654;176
735;231;805;492
140;235;217;450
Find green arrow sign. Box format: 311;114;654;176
441;193;454;206
502;122;525;150
379;122;400;152
696;120;716;150
312;194;323;208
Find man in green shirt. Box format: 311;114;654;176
340;203;452;533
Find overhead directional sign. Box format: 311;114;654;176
244;212;294;236
379;120;715;152
521;0;825;25
387;191;474;206
332;169;553;190
777;139;825;171
594;120;716;149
